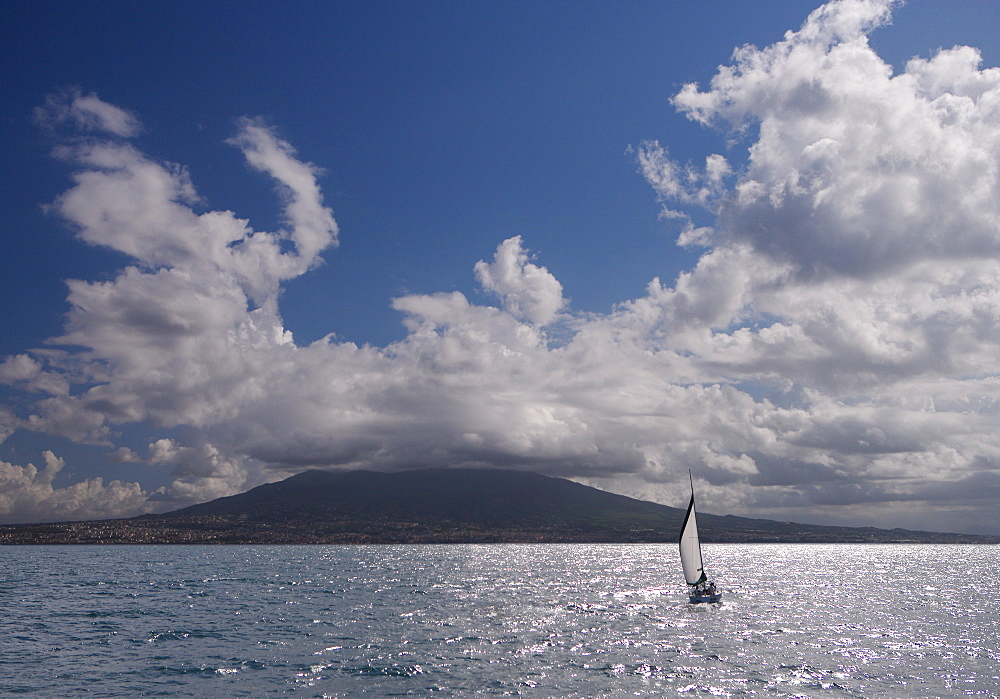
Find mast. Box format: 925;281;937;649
678;470;706;586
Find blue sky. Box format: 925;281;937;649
2;0;1000;533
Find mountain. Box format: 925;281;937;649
1;468;997;544
166;468;676;529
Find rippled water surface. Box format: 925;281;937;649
1;544;997;696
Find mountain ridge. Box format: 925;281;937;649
1;467;997;544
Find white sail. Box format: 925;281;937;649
678;485;706;586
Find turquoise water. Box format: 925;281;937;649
1;544;997;696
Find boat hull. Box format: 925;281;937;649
689;593;722;604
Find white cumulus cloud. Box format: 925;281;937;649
474;236;566;326
0;451;150;523
35;87;142;138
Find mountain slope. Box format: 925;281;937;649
165;468;683;531
1;468;996;544
146;468;998;543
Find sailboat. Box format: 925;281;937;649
679;471;722;604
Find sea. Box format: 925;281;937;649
1;544;997;697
